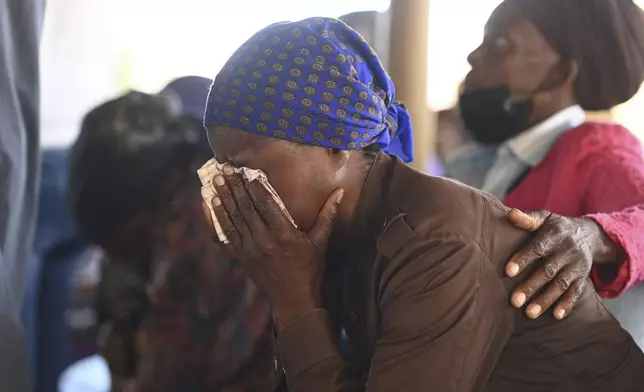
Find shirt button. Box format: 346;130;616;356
274;357;279;371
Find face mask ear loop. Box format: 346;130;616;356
503;60;566;111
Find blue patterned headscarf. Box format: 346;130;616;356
204;17;414;163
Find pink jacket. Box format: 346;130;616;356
504;122;644;298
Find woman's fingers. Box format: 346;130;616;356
506;230;558;278
221;168;270;239
307;188;344;247
247;180;293;233
202;201;214;230
506;210;593;320
212;170;253;238
211;196;243;250
552;278;585;320
522;265;579;319
508;209;551;232
511;256;565;310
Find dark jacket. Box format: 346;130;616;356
275;153;644;391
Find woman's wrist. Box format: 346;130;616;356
272;295;324;330
589;220;620;265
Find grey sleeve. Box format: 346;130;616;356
0;0;46;390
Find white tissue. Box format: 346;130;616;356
197;158;297;243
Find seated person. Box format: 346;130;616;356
67;82;277;391
200;17;644;391
446;0;644;347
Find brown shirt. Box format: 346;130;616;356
275;154;644;392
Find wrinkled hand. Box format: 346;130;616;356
505;209;619;320
205;164;344;327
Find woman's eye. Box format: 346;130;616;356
492;36;508;49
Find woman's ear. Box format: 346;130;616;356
562;59;578;85
544;59;578;90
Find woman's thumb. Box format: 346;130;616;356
508;209;550;232
308;188;344;246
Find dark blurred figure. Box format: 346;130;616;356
446;0;644;344
67;78;275;392
0;0;46;389
21;149;93;392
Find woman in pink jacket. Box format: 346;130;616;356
445;0;644;330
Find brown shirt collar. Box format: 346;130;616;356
345;153;396;248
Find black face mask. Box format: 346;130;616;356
458;85;533;145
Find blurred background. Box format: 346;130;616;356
27;1;644;391
41;0;644;149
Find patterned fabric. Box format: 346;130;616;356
205;17;414;163
99;186;274;392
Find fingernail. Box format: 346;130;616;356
555;309;566;320
527;304;542;318
214;175;225;186
507;263;520;277
336;190;345;204
213;197;222;207
223;165;234;175
513;292;526;307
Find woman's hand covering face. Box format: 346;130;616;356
205;164;344;328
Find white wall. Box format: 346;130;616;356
39;0;121;147
117;0;392;92
39;0;392;147
427;0;502;111
42;0;641;146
